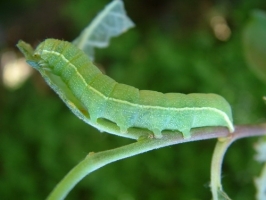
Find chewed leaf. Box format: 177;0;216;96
73;0;134;60
242;10;266;83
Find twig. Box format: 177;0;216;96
47;123;266;200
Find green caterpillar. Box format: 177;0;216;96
17;39;234;139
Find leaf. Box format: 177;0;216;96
73;0;134;60
242;10;266;83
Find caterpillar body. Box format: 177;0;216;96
18;39;234;139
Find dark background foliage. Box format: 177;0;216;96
1;0;266;199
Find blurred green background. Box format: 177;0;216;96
1;0;266;199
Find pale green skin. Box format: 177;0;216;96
17;39;234;139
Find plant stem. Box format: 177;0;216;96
210;124;266;200
47;124;266;200
211;137;233;200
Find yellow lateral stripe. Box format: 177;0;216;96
42;50;234;131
